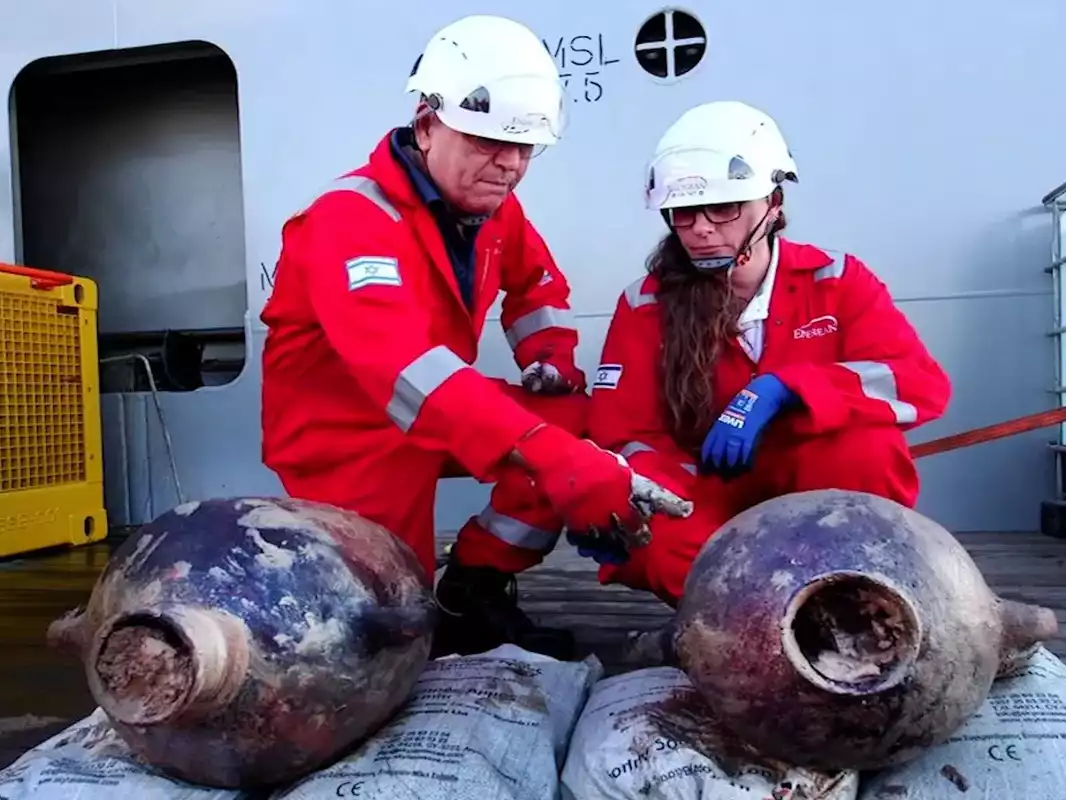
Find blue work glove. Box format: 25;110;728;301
700;374;797;479
566;526;632;565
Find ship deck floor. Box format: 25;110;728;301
1;528;1063;769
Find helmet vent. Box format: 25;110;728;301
459;86;491;114
728;156;754;180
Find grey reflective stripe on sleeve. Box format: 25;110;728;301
299;176;401;222
813;253;845;281
504;306;576;349
839;361;919;424
619;441;655;459
324;176;401;222
476;507;558;552
386;345;468;432
623;278;657;308
620;440;698;476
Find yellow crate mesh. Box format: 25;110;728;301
0;291;86;492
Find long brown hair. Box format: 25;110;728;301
650;207;787;453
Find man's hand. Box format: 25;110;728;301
511;425;692;563
520;360;586;395
701;373;796;479
564;450;691;565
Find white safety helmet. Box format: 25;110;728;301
645;100;798;210
406;15;567;147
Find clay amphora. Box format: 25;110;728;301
672;489;1059;771
47;496;437;788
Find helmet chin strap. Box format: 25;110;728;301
690;254;740;271
689;206;775;272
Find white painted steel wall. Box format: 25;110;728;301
0;0;1063;532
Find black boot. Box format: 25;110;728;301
431;556;576;661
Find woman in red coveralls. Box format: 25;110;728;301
581;100;952;605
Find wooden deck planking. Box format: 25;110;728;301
459;529;1066;672
0;529;1063;769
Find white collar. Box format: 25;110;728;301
737;237;780;328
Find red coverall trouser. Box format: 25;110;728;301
450;381;588;573
274;381;585;581
598;422;919;607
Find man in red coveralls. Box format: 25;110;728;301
259;15;691;659
584;100;952;605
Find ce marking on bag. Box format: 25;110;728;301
335;780;365;796
988;743;1022;761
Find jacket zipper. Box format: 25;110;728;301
477;239;496;312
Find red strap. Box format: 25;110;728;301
0;263;75;290
911;406;1066;459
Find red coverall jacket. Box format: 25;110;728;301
260;130;580;576
587;238;952;603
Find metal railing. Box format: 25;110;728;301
1043;180;1066;503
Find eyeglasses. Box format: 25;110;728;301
465;134;546;160
667;202;743;228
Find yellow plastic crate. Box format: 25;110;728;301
0;263;107;558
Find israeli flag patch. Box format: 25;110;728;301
593;363;623;390
346;256;401;291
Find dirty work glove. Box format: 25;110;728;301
567;448;695;565
701;374;796;479
520;354;586;395
514;425;692;557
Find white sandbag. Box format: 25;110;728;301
271;644;603;800
860;645;1066;798
560;666;859;800
0;708;245;799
